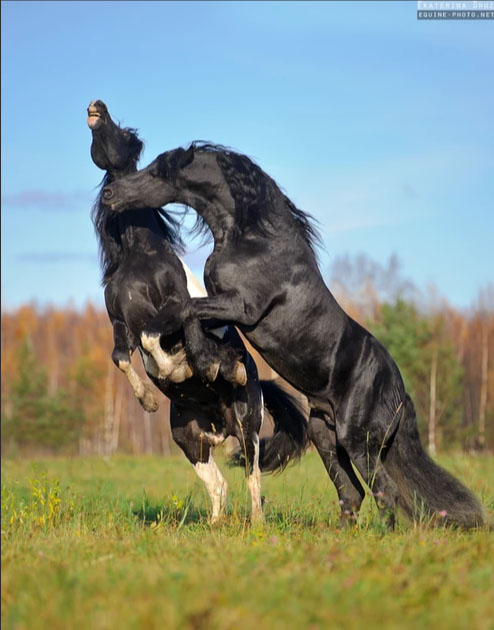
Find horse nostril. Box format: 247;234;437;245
103;188;114;200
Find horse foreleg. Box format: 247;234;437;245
182;317;221;383
186;291;263;328
167;349;194;383
141;332;192;381
111;319;159;412
185;316;247;386
118;360;159;412
140;300;193;382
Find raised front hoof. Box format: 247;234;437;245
221;361;248;386
167;364;194;383
138;384;159;413
234;361;248;386
205;361;220;383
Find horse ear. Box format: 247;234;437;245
178;145;195;169
154;146;194;182
153;153;167;177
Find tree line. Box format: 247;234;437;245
1;255;492;456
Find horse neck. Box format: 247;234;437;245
175;161;236;245
117;209;166;252
108;167;169;253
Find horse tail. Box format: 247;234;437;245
229;380;309;473
383;395;485;529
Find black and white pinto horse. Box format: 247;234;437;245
88;103;307;523
103;142;485;529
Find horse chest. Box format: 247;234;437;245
205;256;242;295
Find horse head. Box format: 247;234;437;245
88;100;143;174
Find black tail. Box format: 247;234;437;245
229;380;309;473
384;395;485;529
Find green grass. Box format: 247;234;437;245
2;451;493;630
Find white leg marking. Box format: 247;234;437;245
166;348;193;383
141;333;175;378
260;389;265;426
194;452;228;524
118;360;145;398
247;434;264;522
203;431;226;447
118;360;158;412
141;334;193;382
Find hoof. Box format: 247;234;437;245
139;384;159;412
234;361;247;386
168;363;194;383
205;361;220;382
338;512;358;529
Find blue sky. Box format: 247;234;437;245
2;1;493;311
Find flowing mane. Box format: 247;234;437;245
92;176;184;287
157;142;322;255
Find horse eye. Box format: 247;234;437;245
123;131;130;140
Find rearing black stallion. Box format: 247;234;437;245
103;142;485;529
88;104;307;522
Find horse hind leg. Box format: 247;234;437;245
194;451;228;524
246;434;264;523
338;416;399;530
308;410;365;527
353;451;399;530
117;359;159;412
234;389;264;523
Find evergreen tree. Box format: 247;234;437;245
369;300;463;450
2;338;85;454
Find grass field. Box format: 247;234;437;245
2;450;493;630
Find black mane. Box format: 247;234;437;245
159;142;322;255
92;161;184;286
